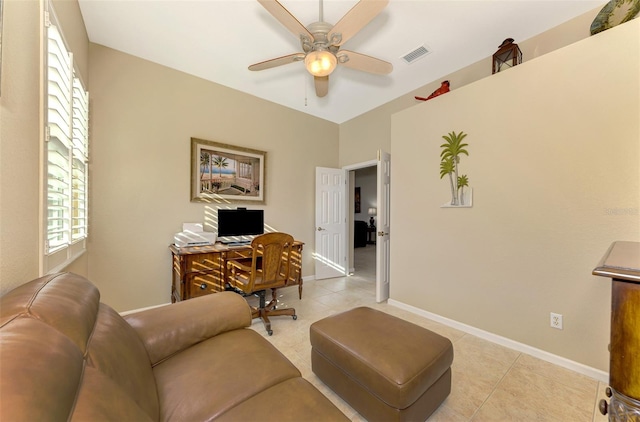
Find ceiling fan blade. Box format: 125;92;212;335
258;0;314;42
249;53;306;71
337;50;392;75
314;76;329;97
328;0;388;46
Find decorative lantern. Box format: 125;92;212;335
492;38;522;74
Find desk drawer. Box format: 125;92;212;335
224;249;253;261
186;253;221;273
187;272;225;298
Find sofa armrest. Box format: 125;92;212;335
123;291;251;366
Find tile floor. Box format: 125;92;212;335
247;245;610;421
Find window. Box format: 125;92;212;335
42;5;89;274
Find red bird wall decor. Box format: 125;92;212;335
415;80;450;101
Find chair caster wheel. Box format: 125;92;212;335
292;315;297;320
267;330;273;336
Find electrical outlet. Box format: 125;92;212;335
550;312;563;330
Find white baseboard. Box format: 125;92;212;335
388;299;609;383
121;276;318;316
119;302;170;316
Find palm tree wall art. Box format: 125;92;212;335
439;131;471;207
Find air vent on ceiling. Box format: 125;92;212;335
401;45;431;64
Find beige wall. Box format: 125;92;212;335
87;45;338;311
338;7;600;168
0;0;41;294
389;19;640;372
0;0;89;295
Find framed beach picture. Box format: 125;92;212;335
191;138;266;204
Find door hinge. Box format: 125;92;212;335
45;126;51;142
44;10;51;27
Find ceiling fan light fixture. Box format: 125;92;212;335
305;50;337;77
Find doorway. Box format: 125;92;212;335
315;152;390;302
348;163;377;280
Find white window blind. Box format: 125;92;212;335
71;78;89;241
43;7;89;272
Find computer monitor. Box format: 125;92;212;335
217;208;264;238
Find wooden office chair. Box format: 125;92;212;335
227;232;297;335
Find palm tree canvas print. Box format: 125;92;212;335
191;138;266;204
439;131;472;207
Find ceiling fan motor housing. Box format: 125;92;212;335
303;21;338;52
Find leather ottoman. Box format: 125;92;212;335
310;307;453;422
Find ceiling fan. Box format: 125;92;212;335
249;0;393;98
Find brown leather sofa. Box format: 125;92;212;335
0;272;348;421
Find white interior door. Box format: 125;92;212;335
315;167;347;280
376;150;391;302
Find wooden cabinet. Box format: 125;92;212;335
170;242;304;302
593;241;640;419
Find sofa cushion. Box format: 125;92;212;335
0;273;100;352
216;377;350;421
85;303;160;420
0;317;84;421
71;367;155;422
153;329;301;421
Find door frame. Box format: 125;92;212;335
343;159;377;276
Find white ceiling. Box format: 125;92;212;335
77;0;605;124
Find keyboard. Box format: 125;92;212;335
223;241;250;247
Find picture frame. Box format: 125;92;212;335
191;138;266;204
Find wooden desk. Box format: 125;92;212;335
169;241;304;302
